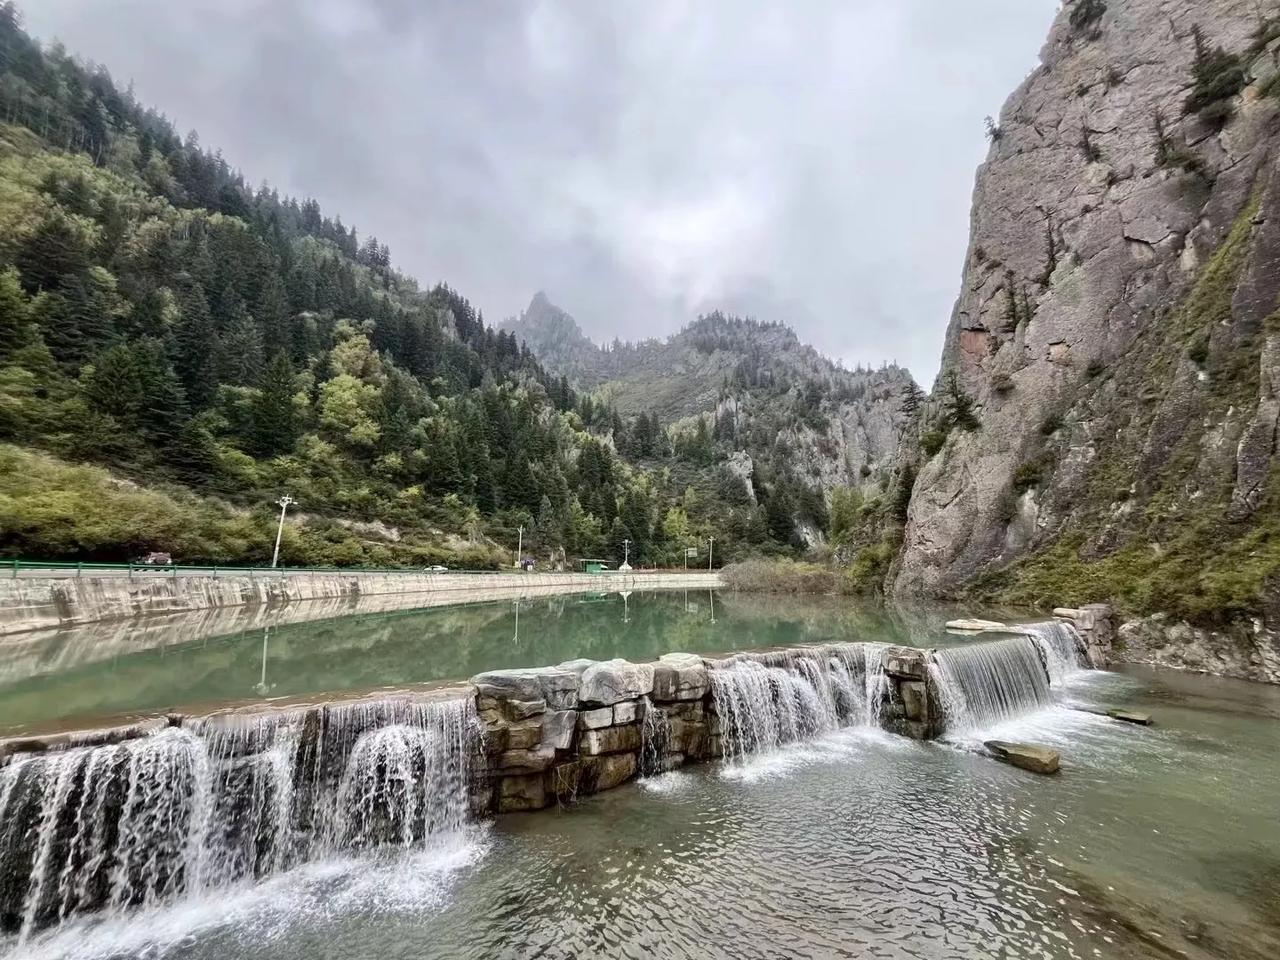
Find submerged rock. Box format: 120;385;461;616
1107;709;1153;726
984;740;1061;775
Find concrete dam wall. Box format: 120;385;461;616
0;570;722;636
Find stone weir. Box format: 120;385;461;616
0;608;1112;938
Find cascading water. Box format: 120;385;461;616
0;695;479;941
929;637;1053;735
638;697;671;777
1020;620;1086;685
709;643;885;764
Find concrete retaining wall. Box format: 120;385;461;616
0;571;722;636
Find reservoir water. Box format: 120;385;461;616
1;592;1277;959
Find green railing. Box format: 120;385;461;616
1;560;716;580
1;559;509;579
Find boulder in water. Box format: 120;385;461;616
1107;709;1153;726
984;740;1061;775
579;659;654;706
946;618;1008;633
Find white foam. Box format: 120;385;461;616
5;828;489;960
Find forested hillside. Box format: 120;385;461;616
0;5;912;569
504;294;918;557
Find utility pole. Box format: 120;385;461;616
622;538;631;567
707;536;715;571
516;525;524;569
271;496;296;569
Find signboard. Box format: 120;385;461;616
685;547;699;558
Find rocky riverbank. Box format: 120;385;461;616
1114;615;1280;684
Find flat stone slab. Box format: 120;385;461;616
946;618;1008;632
1107;709;1153;726
985;740;1061;775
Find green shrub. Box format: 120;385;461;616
841;533;902;596
1069;0;1106;31
1011;460;1044;495
1040;413;1064;436
720;559;837;594
1187;335;1210;365
1184;26;1245;120
920;429;947;458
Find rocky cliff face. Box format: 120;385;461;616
896;0;1280;656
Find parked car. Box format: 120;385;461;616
425;564;449;573
137;552;173;565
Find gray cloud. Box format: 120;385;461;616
26;0;1056;382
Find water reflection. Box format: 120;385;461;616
0;593;988;735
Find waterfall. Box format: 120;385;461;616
930;637;1053;735
1020;620;1086;684
709;643;885;764
639;697;671;777
0;695;478;939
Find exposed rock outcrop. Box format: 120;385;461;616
895;0;1280;681
1116;615;1280;682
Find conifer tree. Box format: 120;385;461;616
252;352;298;455
216;291;263;386
174;282;218;405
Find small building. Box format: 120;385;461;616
576;559;614;574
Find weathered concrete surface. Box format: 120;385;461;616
0;571;721;636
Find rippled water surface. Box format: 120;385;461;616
11;658;1280;960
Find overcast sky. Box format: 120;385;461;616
28;0;1057;383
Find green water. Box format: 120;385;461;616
3;592;1280;960
0;590;978;734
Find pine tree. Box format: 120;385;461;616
14;209;93;292
216;292;263;386
255;271;290;358
252;352;297;455
174;283;218;405
900;382;925;418
39;268;122;367
942;372;980;432
0;267;31;360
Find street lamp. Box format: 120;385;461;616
271;495;296;569
707;536;715;571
